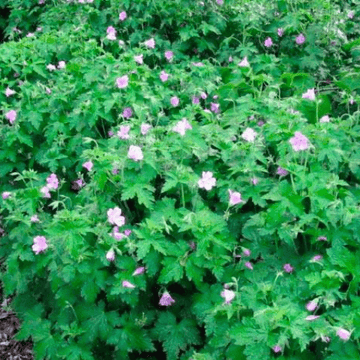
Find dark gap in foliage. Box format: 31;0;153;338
0;6;10;43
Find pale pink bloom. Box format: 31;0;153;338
26;33;35;37
128;145;143;161
192;96;200;104
40;186;51;198
216;0;224;4
118;40;125;46
251;177;259;185
141;123;152;135
273;345;282;353
106;249;115;261
83;161;93;171
198;171;216;191
122;280;135;288
87;0;94;2
107;207;125;227
228;190;243;205
321;335;331;343
302;88;315;100
108;131;114;137
160;70;169;82
46;173;59;190
6;110;17;124
312;255;323;261
229;56;233;62
320;115;330;123
200;92;207;99
134;54;143;64
337;328;351;341
144;38;155;49
172;118;192;136
350;98;355;105
117;125;130;139
39;0;45;4
306;300;318;311
203;109;211;113
317;236;327;241
124;229;132;236
46;87;51;94
122;107;132;118
257;120;265;126
57;61;66;69
289;131;310;151
192;62;204;67
112;167;119;175
74;179;85;189
116;75;129;89
159;292;175;306
277;167;288;176
107;26;116;40
306;315;320;321
278;28;284;37
170;96;179;107
243;249;251;256
2;192;11;200
283;263;294;273
241;127;257;142
221;289;235;304
245;261;253;270
119;11;127;21
296;33;306;45
264;37;273;47
348;11;354;19
165;51;174;61
31;215;40;223
210;103;220;113
133;267;145;276
238;57;250;67
5;87;15;97
112;227;125;241
32;236;48;254
47;64;56;71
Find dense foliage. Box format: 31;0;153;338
1;0;360;359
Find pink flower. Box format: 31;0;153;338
296;33;306;45
321;335;331;343
128;145;143;161
159;292;175;306
302;88;316;100
57;61;66;69
5;110;17;124
116;75;129;89
243;249;251;256
305;315;320;321
350;98;355;105
317;236;327;241
210;103;220;113
306;300;318;311
216;0;224;4
144;38;155;49
165;51;174;61
277;167;288;176
200;92;207;99
251;177;259;185
283;263;294;273
278;28;284;37
228;190;243;205
119;11;127;21
221;289;235;304
40;186;51;198
172;118;192;136
192;96;200;104
289;131;310;151
245;261;253;270
134;54;143;64
32;236;48;254
312;255;323;261
47;64;56;71
264;37;273;47
238;57;250;67
122;107;132;119
320;115;330;123
229;56;233;62
106;249;115;261
192;62;204;67
122;280;135;288
141;123;152;135
107;207;125;227
5;87;15;97
337;328;351;341
273;345;282;353
117;125;130;139
2;192;11;200
133;267;145;276
31;215;40;223
118;40;125;47
198;171;216;191
46;173;59;190
107;26;116;40
46;87;51;94
170;96;179;107
241;127;257;142
348;11;354;19
111;226;125;240
83;161;93;171
124;229;132;236
160;70;169;82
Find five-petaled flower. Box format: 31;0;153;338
302;88;316;100
144;38;155;49
296;33;306;44
337;328;351;341
306;300;318;311
128;145;143;161
228;190;243;205
107;207;125;227
116;75;129;89
170;96;179;107
159;291;175;306
172;118;192;136
83;161;93;171
134;54;143;64
46;173;59;190
198;171;216;190
221;289;235;304
289;131;310;151
106;249;115;262
5;87;15;97
238;57;250;67
5;110;17;124
32;236;48;254
122;280;135;288
119;11;127;21
165;51;173;61
241;127;257;142
141;123;152;135
118;125;130;139
264;37;273;47
283;263;294;273
160;70;169;82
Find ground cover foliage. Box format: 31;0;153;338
0;0;360;359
